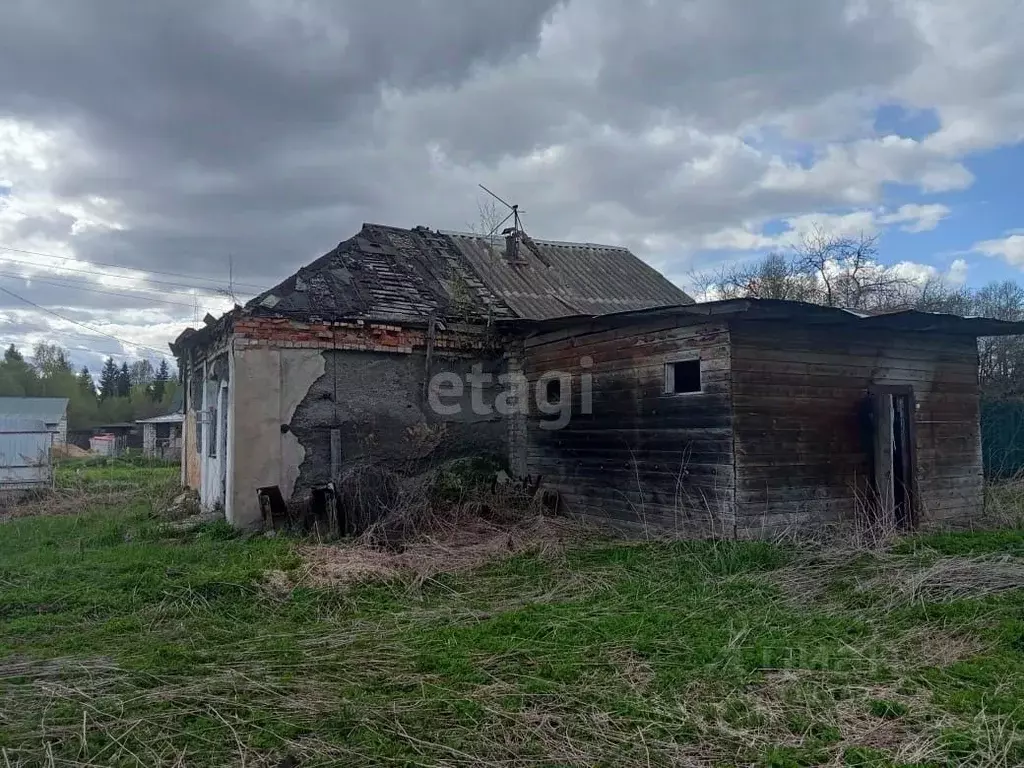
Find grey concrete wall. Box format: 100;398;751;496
230;346;325;527
229;343;511;528
290;349;508;495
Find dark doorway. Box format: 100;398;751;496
870;386;917;529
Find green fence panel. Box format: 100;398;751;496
981;399;1024;479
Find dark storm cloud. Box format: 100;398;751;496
0;0;563;280
590;0;920;130
0;0;999;318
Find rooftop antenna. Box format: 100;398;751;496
478;184;527;264
216;254;239;305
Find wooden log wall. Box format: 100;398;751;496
730;322;983;536
524;318;735;535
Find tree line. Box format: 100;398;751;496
0;343;179;430
690;229;1024;399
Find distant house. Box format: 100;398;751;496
0;398;68;446
136;412;184;461
88;423;141;457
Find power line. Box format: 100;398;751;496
0;201;33;219
0;270;224;311
0;282;175;358
0;238;268;289
0;244;266;292
0;250;234;294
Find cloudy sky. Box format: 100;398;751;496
1;0;1022;371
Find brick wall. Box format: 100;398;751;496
232;317;491;356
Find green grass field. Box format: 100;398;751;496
2;464;1024;766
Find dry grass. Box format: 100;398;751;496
4;467;1024;766
269;457;599;589
269;515;594;589
857;553;1024;608
896;625;992;667
0;465;178;523
769;549;1024;609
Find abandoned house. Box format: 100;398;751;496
172;223;1024;537
171;223;690;529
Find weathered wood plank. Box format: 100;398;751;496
525;351;731;379
527;330;731;369
731;323;981;532
731;360;979;384
527;319;727;353
732;325;977;355
525;318;735;535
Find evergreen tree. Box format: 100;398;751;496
117;362;132;399
99;358;120;400
152;359;170;402
77;367;95;397
0;344;37;396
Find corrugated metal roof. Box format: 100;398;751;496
136;413;184;424
0;417;49;432
244;223;692;323
0;397;68;424
442;231;692;320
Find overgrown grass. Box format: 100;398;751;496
1;476;1024;766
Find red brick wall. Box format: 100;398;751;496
232;317;491;355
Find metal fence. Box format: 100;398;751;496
0;417;54;493
981;399;1024;479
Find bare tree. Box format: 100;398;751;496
792;228;920;311
469;196;508;240
692;227;930;313
973;281;1024;398
794;227;850;307
689;251;817;302
691;236;1024;399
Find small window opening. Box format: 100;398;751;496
666;359;701;394
545;378;561;404
207;407;218;458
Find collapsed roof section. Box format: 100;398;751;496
174;222;693;351
245;223;692;324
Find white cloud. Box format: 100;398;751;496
700;203;950;253
878;203;951;232
973;234;1024;268
898;0;1024;156
890;256;969;286
948;257;969;284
